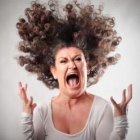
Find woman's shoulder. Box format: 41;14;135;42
34;101;50;120
89;94;111;114
88;94;112;121
89;93;110;106
88;94;113;129
95;95;109;104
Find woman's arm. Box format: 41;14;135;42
96;84;132;140
21;107;46;140
19;82;45;140
96;103;128;140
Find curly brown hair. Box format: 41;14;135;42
16;0;121;89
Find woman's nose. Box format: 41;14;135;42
68;61;77;69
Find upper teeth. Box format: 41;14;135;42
68;73;78;76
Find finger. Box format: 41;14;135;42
18;81;25;93
18;81;23;90
110;96;118;108
24;84;28;92
32;103;37;110
128;84;132;96
28;96;33;105
21;88;29;103
126;84;133;104
18;82;27;91
121;89;126;105
19;84;28;103
18;81;29;99
18;81;22;86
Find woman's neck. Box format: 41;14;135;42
53;91;90;108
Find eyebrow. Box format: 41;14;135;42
57;54;82;60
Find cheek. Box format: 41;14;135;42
80;62;87;71
56;66;66;80
78;63;87;78
83;65;88;78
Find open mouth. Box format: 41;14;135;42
66;73;80;88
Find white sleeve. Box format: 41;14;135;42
21;106;46;140
96;104;128;140
110;115;128;140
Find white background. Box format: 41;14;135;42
0;0;140;139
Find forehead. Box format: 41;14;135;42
55;47;84;59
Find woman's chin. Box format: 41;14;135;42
65;84;85;98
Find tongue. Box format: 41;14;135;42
68;78;78;87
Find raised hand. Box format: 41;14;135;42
110;84;132;117
18;82;37;114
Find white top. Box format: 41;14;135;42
21;95;128;140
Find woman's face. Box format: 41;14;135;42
51;46;88;98
51;46;87;97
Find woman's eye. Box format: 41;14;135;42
75;57;81;61
60;60;66;63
